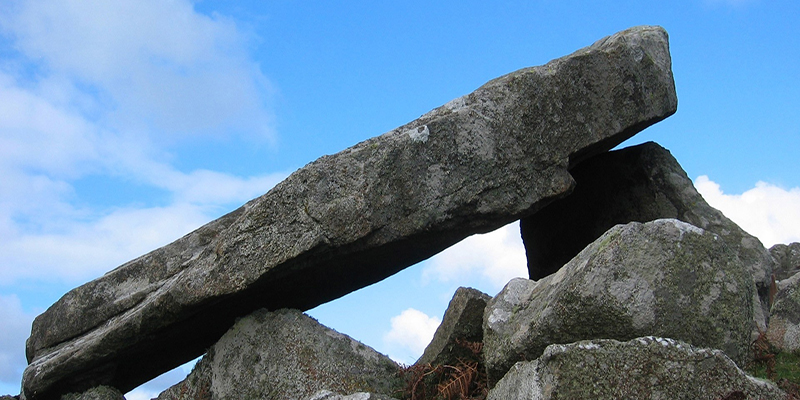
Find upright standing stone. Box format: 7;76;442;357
519;141;775;336
23;26;677;399
416;287;491;367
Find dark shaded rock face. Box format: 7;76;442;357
23;26;677;399
520;141;773;287
483;219;755;385
156;309;401;400
416;287;491;367
519;141;774;334
771;242;800;281
486;337;787;400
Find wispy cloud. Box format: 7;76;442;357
1;0;274;140
695;176;800;247
0;0;283;287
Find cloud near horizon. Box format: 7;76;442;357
383;308;441;365
695;176;800;247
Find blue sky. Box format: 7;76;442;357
1;0;799;398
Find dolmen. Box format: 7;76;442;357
21;25;677;399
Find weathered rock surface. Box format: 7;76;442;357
767;273;800;352
519;141;774;313
58;386;124;400
155;309;401;400
304;391;398;400
154;357;212;400
483;219;755;384
771;242;800;281
486;337;787;400
416;287;490;367
23;25;677;399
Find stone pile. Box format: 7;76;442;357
10;24;799;400
21;24;677;400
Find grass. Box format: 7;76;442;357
747;329;800;398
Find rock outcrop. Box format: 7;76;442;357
486;337;787;400
767;273;800;352
416;287;490;367
23;26;677;399
771;242;800;281
518;142;774;317
156;309;401;400
59;387;124;400
483;219;755;384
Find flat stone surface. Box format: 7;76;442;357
23;25;677;399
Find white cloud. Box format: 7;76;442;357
0;295;34;385
695;175;800;247
1;0;274;140
0;1;286;387
0;0;286;286
0;203;210;285
422;221;528;292
383;308;441;365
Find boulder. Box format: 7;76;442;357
519;141;774;322
486;337;787;400
767;273;800;352
483;219;755;384
59;387;124;400
23;25;677;399
416;287;491;367
155;309;401;400
771;242;800;281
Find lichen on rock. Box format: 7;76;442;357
483;218;755;385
